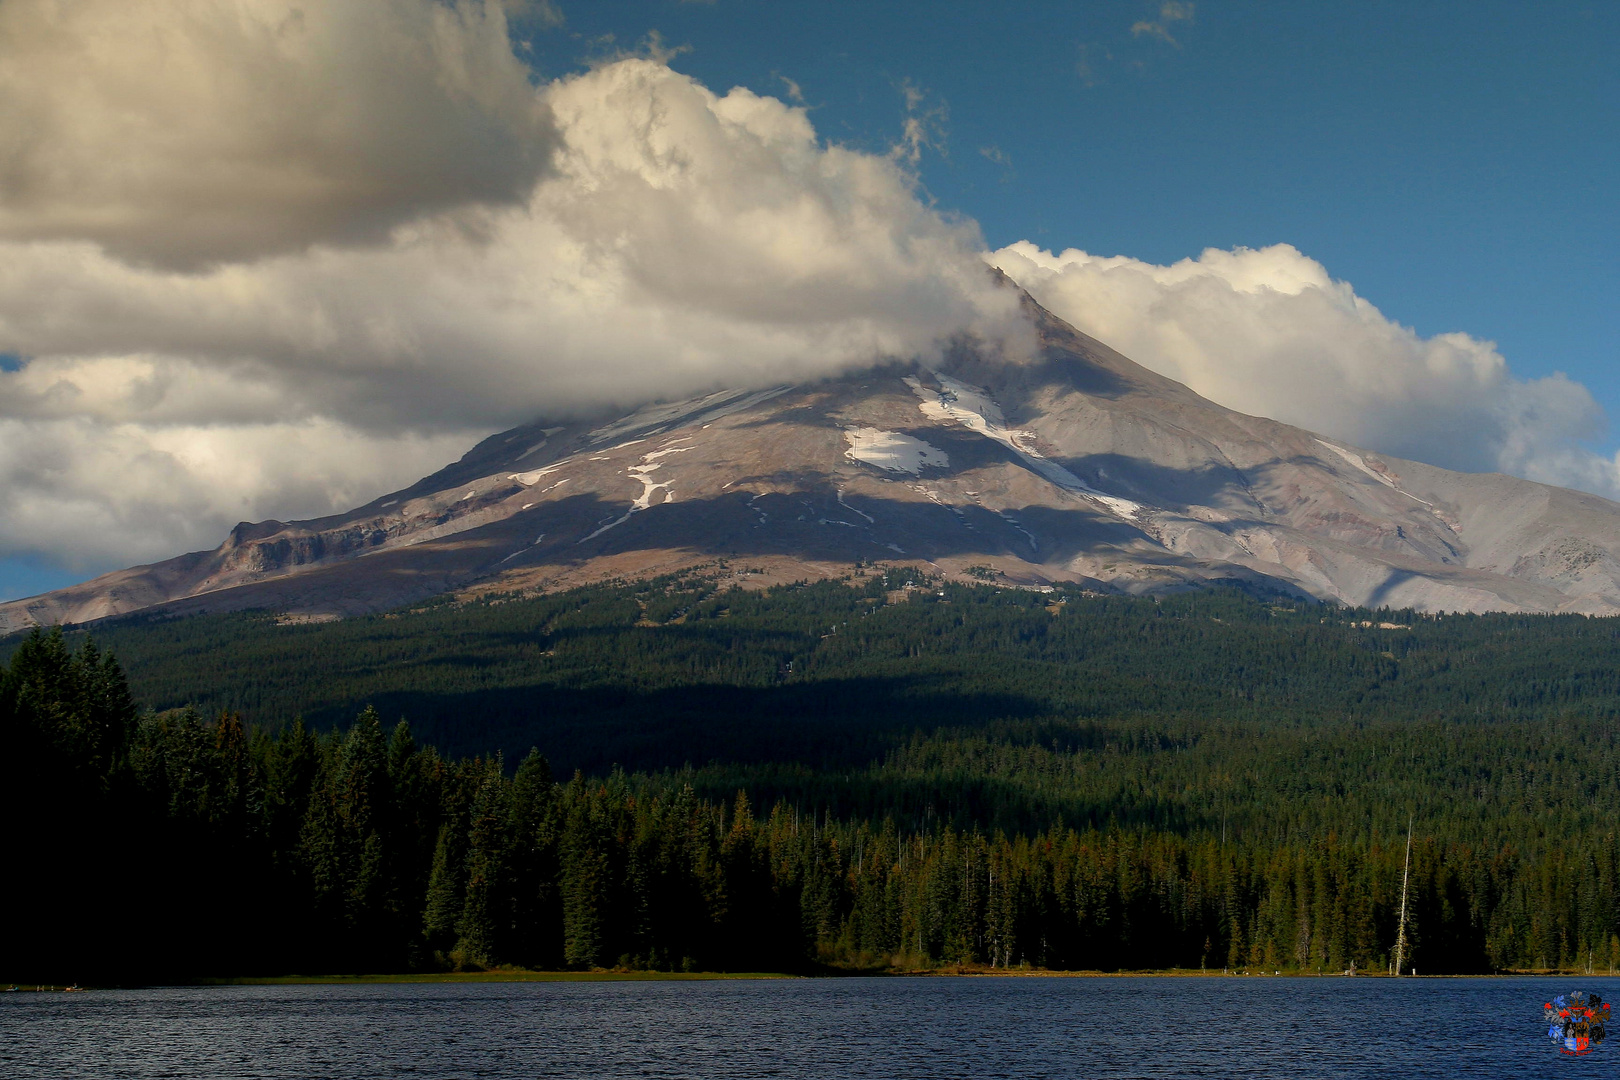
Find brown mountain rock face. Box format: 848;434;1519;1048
8;294;1620;632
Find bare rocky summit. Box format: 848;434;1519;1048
9;290;1620;632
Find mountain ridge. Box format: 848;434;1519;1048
8;285;1620;632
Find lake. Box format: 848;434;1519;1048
3;975;1614;1078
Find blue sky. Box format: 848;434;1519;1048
0;0;1614;604
0;557;78;605
522;0;1616;430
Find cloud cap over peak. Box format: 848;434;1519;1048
0;40;1023;572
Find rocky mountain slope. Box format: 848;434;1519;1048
9;289;1620;632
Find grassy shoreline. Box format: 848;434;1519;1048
176;967;1620;984
198;970;798;985
9;968;1607;990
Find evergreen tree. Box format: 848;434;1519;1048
561;775;610;968
422;822;467;958
456;758;512;967
13;610;1620;980
507;750;562;968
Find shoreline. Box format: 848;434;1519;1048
10;969;1614;989
199;971;798;985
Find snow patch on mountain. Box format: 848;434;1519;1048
579;446;684;543
843;428;949;474
1315;439;1436;509
509;462;570;486
906;374;1147;519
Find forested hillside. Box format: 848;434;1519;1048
16;570;1620;846
28;570;1620;764
7;572;1620;980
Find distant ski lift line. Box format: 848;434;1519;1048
583;385;794;446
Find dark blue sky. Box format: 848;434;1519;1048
522;0;1616;430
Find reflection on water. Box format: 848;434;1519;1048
3;975;1616;1079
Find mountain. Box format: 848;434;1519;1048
9;286;1620;633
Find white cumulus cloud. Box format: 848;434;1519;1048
0;0;556;269
0;416;471;572
0;13;1021;575
992;241;1620;498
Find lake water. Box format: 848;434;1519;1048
3;975;1615;1078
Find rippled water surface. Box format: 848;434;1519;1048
4;975;1616;1078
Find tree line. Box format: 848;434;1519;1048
6;627;1620;982
42;572;1620;775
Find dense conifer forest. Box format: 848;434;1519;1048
7;571;1620;980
